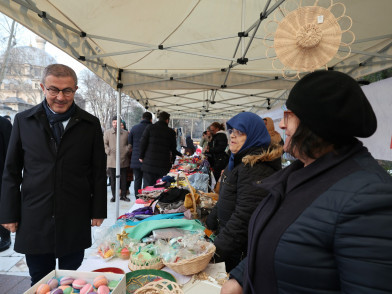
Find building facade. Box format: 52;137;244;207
0;37;87;121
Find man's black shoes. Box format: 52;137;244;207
120;196;130;202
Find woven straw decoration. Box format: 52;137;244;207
128;255;164;271
134;279;183;294
274;5;341;72
267;0;355;79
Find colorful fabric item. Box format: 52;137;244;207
124;212;185;226
124;218;205;240
128;206;154;218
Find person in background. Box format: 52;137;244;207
139;111;181;187
263;117;283;145
121;120;127;132
206;122;229;182
175;127;185;153
222;71;392;294
0;64;107;285
120;121;132;196
0;116;12;252
200;128;212;154
263;117;284;167
104;115;131;202
128;112;152;197
3;115;11;123
183;135;196;156
206;112;282;272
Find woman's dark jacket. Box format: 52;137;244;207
128;119;152;169
206;131;229;177
0;103;107;257
183;136;196;154
206;145;282;265
231;140;392;294
139;120;178;176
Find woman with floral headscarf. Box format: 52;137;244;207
206;112;283;272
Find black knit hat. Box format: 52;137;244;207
286;70;377;143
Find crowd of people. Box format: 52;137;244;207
0;63;391;293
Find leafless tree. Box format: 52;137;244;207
0;17;16;86
79;69;117;129
0;15;47;106
79;69;145;130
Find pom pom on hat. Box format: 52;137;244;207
286;70;377;143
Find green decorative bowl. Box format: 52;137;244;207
126;269;176;294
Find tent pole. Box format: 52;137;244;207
191;118;194;138
115;75;123;220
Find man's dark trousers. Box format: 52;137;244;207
26;250;84;285
133;168;143;197
143;172;163;187
108;167;127;198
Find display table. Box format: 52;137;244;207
78;256;192;285
77;256;224;293
77;156;223;293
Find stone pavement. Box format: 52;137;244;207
0;185;135;293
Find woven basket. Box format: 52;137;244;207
163;243;216;275
128;255;164;271
134;279;183;294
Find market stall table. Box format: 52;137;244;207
78;155;223;293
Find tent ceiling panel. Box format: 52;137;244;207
1;0;392;118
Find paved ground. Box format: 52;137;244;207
0;184;135;293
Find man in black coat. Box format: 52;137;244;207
0;64;107;285
128;111;152;196
0;116;12;252
139;111;181;187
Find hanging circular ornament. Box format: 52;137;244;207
266;0;355;79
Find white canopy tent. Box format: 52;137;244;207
2;0;392;216
361;77;392;161
0;0;391;119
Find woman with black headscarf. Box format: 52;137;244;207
222;71;392;294
206;122;229;182
206;112;283;272
183;135;196;155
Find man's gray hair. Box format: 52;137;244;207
41;64;78;87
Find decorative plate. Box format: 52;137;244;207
92;267;125;274
126;269;176;294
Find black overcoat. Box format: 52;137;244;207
206;146;282;268
233;140;392;294
128;119;151;169
139;120;178;176
0;116;12;194
0;103;107;257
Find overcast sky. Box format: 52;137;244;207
45;42;88;75
0;13;88;75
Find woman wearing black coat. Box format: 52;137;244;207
183;135;196;155
206;122;229;182
206;112;282;272
222;71;392;294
